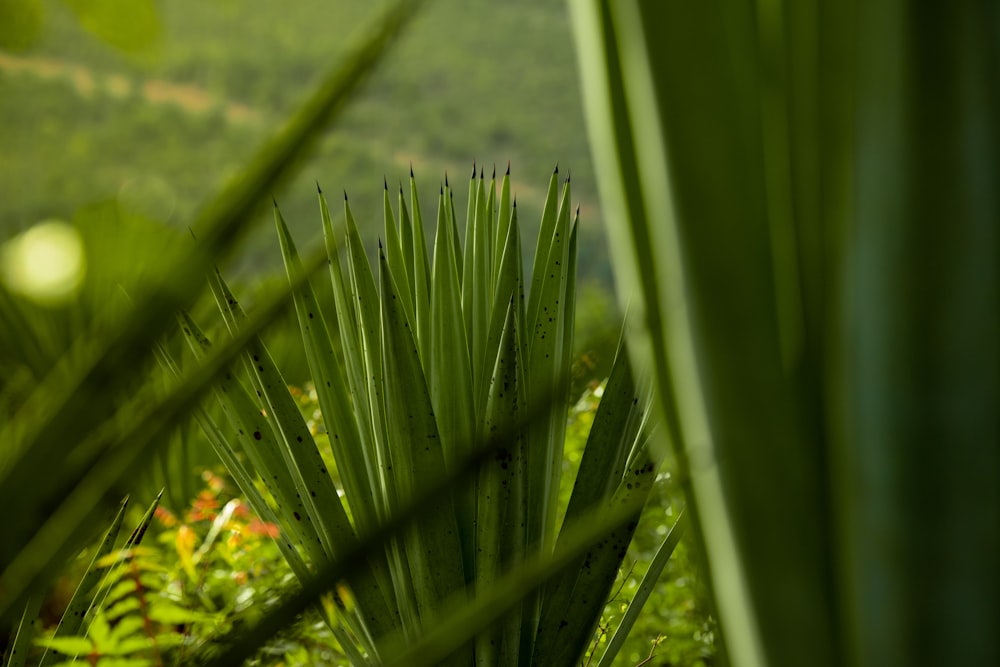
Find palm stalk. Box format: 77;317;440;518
186;164;679;665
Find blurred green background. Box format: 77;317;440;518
0;0;611;286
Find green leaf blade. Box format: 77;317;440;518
274;203;381;537
377;247;467;656
474;297;525;666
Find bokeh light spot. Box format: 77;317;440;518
0;220;86;305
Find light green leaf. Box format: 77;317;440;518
523;176;577;555
209;272;402;645
274;203;380;536
148;602;216;626
176;311;318;562
34;636;94;656
465;170;493;413
524;166;561;333
319;191;381;505
407;169;433;362
474;297;525;665
397;183;417;309
492;165;514;293
377;247;468;662
209;272;348;559
480;204;525;422
429;187;475;469
596;510;688;667
339;196;419;640
383;180;415;328
274;201;401;637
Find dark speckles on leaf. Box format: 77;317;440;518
293;512;301;521
253;431;262;440
296;436;303;442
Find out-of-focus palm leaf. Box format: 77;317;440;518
569;1;999;665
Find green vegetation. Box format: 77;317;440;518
1;2;704;661
0;0;608;284
160;160;687;665
8;422;711;666
572;1;997;666
3;0;993;665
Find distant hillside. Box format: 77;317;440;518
0;0;611;287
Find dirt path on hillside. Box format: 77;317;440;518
0;52;263;126
0;52;591;217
